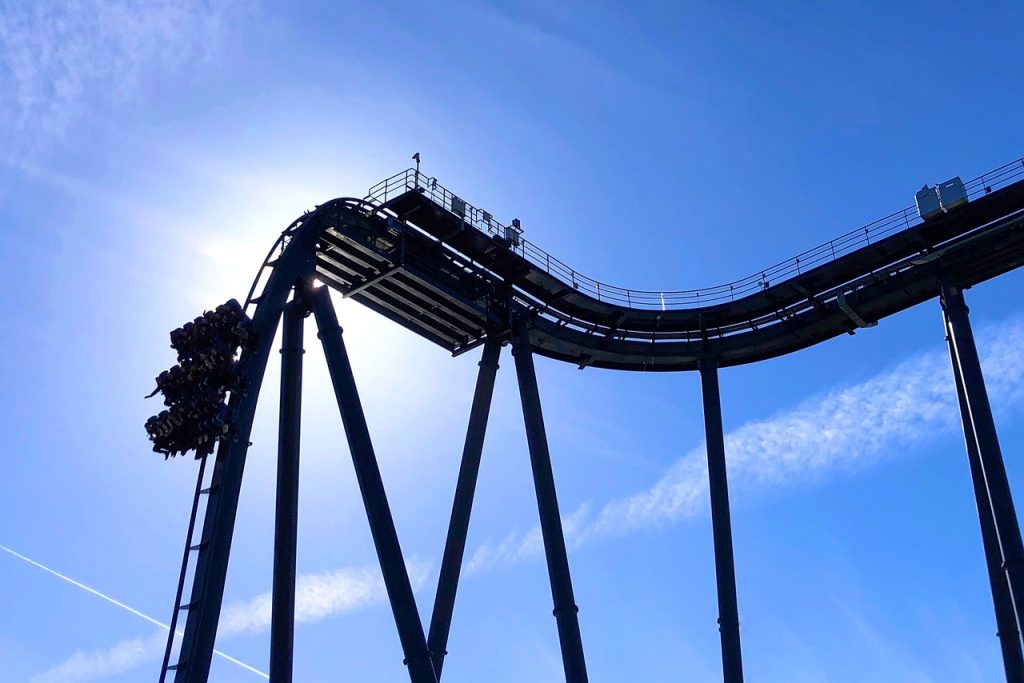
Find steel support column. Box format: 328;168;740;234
699;358;744;683
427;340;502;679
943;283;1024;679
310;285;437;683
947;322;1024;681
270;297;306;683
171;200;323;683
174;279;301;683
511;316;589;683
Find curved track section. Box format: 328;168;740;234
170;159;1024;683
301;159;1024;371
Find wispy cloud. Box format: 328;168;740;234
469;314;1024;570
467;504;591;573
30;558;431;683
218;560;431;635
0;544;265;681
0;0;248;169
30;631;168;683
30;628;271;683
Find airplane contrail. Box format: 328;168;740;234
0;543;268;679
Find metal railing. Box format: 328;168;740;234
365;157;1024;310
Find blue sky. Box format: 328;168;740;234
2;1;1024;681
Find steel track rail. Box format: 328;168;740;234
312;161;1024;370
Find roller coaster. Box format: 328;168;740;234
152;156;1024;683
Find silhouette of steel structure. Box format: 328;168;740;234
158;157;1024;683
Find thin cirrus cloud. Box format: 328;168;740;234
467;313;1024;571
30;562;430;683
30;632;170;683
0;0;248;169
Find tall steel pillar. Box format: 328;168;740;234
699;358;744;683
270;297;306;683
310;285;438;683
942;283;1024;680
947;322;1024;681
427;340;502;679
173;264;303;683
511;316;589;683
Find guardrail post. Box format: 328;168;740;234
512;315;590;683
270;296;307;683
427;340;502;678
942;282;1024;682
699;358;744;683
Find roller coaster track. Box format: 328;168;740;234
325;156;1024;370
163;156;1024;683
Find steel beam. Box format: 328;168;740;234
942;283;1024;680
427;340;502;678
345;265;402;298
270;297;306;683
173;329;283;682
698;358;744;683
511;316;589;683
947;320;1024;681
309;285;437;683
174;269;311;683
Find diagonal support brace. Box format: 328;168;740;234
427;339;502;678
946;317;1024;682
309;284;438;683
942;282;1024;682
512;315;590;683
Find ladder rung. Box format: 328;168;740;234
167;660;186;671
199;485;218;495
188;541;207;552
177;601;195;611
